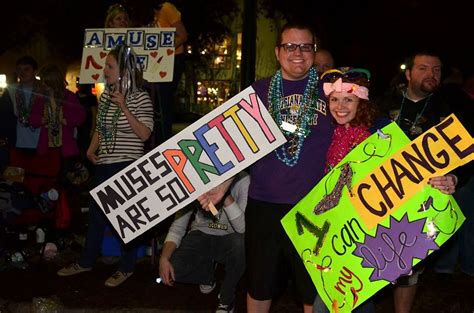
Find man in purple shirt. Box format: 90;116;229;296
198;21;333;313
246;21;332;313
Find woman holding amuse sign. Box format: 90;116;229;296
57;43;154;288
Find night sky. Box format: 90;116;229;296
298;0;473;96
1;0;472;95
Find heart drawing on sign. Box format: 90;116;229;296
100;51;107;58
91;74;100;80
167;49;174;56
150;51;158;58
159;71;167;78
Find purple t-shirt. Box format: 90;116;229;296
249;76;334;204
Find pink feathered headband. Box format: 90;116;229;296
323;78;369;100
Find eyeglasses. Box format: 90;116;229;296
278;43;316;53
321;68;371;82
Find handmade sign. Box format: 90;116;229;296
90;86;286;243
282;115;473;312
79;27;175;84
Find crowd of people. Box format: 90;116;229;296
0;2;472;313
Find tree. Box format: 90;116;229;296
128;0;240;111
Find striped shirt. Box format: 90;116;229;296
96;89;154;164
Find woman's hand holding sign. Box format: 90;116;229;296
429;174;457;195
197;177;235;215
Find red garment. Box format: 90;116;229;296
55;189;71;229
326;125;370;172
29;90;86;157
9;147;60;194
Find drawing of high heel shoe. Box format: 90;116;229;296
314;163;354;215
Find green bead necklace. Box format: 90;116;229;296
97;93;122;154
16;83;41;126
267;67;319;167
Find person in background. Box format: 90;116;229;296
377;50;458;313
57;43;154;288
0;56;59;194
159;172;249;313
313;49;334;77
0;56;42;157
75;81;98;170
105;3;130;28
431;66;474;279
149;0;188;144
29;64;86;177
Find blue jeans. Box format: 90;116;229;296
171;230;245;306
433;176;474;276
79;161;141;273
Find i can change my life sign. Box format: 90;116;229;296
79;27;175;84
282;115;473;312
90;86;286;243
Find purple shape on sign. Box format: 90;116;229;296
353;214;439;283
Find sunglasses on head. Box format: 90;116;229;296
108;3;126;14
320;68;371;82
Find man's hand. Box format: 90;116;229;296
159;256;175;286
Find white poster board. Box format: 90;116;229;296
79;27;175;84
90;86;286;243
